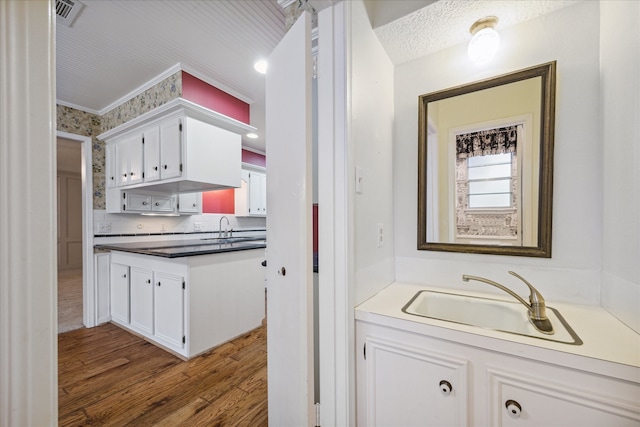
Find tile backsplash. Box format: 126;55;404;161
93;210;265;238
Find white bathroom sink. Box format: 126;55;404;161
402;290;582;345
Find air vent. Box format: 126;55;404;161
55;0;84;28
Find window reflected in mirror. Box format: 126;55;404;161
418;62;556;257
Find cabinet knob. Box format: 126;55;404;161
505;400;522;418
192;203;197;207
154;166;158;171
155;202;160;206
123;173;127;177
110;176;114;180
146;279;151;284
163;165;168;170
439;380;453;395
278;267;286;276
157;281;161;287
123;274;127;278
130;172;135;176
142;201;147;205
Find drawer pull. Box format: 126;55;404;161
439;380;452;395
505;400;522;418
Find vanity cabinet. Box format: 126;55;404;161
356;320;640;427
235;167;267;217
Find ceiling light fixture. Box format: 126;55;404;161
468;16;500;65
246;133;258;139
254;60;268;75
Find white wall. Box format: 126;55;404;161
600;0;640;333
393;1;603;305
350;0;396;305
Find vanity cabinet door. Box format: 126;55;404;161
129;267;154;335
357;322;469;427
153;271;184;350
110;263;130;325
488;363;640;427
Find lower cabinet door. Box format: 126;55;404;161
129;267;154;335
492;370;640;427
360;334;468;427
153;271;184;349
110;263;130;325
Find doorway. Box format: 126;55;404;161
56;131;95;332
57;137;84;332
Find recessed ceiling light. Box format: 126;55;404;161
254;60;268;75
247;133;259;139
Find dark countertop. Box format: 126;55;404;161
95;237;266;258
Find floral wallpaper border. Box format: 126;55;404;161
56;71;182;209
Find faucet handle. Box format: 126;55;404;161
508;271;545;304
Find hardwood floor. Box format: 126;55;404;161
58;323;267;426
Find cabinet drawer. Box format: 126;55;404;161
151;196;174;212
126;193;152;211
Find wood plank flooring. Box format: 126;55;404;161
58;323;267;426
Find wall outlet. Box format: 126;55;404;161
194;222;202;231
98;222;111;233
377;222;384;247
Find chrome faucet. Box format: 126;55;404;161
462;271;553;334
219;216;230;239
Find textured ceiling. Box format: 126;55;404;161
56;0;286;152
56;0;580;153
374;0;581;65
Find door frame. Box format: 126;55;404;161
57;131;95;328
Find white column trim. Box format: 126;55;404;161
0;0;57;424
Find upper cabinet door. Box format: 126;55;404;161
143;126;161;182
265;12;314;426
105;143;117;188
159;117;182;180
127;134;144;185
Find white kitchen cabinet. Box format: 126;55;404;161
235;167;267;217
129;267;154;335
115;133;144;187
142;126;161;182
110;263;130;325
106;191;176;214
356;320;640;426
178;192;201;214
109;249;264;359
105;143;117;189
153;271;185;350
94;252;111;325
99;98;255;197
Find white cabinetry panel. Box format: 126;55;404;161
110;263;130;325
130;267;154;335
153;271;185;350
143;126;161;182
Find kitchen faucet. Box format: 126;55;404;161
462;271;553;334
219;216;231;239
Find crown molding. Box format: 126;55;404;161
56;99;101;116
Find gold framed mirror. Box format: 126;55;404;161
418;61;556;257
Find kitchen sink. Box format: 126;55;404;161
402;290;582;345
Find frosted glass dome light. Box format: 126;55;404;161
468;17;500;65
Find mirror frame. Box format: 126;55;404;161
418;61;556;257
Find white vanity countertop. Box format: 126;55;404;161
356;282;640;380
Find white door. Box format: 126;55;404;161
266;12;314;426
